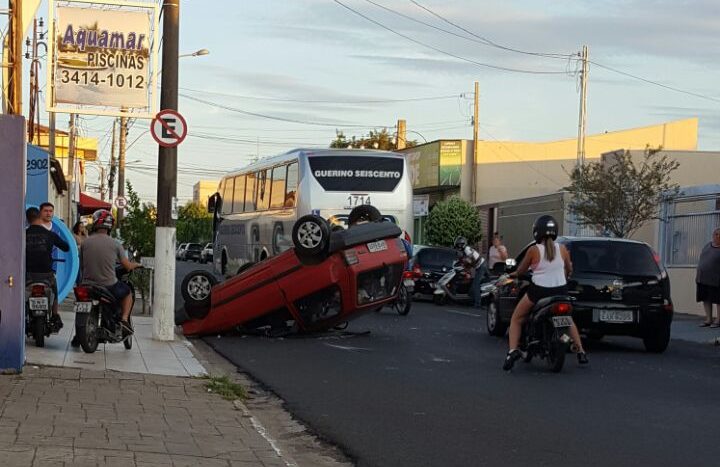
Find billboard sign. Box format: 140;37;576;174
439;140;463;186
48;0;159;119
405;142;440;190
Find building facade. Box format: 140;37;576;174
193;180;220;207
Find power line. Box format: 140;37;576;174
332;0;569;75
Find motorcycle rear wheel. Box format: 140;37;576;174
78;310;99;354
394;284;412;316
546;332;568;373
33;319;45;348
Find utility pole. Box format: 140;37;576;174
66;113;76;227
7;0;23;116
117;116;127;223
108;118;117;200
472;81;479;205
396;119;407;150
153;0;180;341
577;45;589;167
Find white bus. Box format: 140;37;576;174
209;148;413;276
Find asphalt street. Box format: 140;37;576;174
175;260;720;467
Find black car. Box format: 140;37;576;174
486;237;673;353
409;246;459;298
183;243;203;262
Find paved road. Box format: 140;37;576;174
174;263;720;467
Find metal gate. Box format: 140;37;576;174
662;189;720;267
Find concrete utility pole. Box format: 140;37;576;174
108;118;117;200
6;0;22;116
66;113;76;226
117;116;127;223
577;45;589;167
153;0;180;341
396;119;407;150
472;81;479;205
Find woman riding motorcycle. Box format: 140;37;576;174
503;215;589;370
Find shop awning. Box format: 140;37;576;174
78;192;111;215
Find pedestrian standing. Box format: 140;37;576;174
696;227;720;327
72;221;88;247
489;232;508;269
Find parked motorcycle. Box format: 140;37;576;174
433;258;494;307
73;267;140;354
25;276;60;347
511;280;575;373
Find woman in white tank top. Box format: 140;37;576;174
502;216;588;370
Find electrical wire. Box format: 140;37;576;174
332;0;569;75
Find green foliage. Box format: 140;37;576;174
119;181;156;258
330;129;417;151
565;147;680;238
425;196;482;247
176;201;212;244
205;375;247;401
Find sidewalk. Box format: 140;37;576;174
0;366;288;467
672;312;720;345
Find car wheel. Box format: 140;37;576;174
348;205;382;225
185;303;211;320
292;215;330;259
643;324;671;353
486;299;507;337
181;270;217;310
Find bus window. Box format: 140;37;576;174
232;175;246;213
270;165;287;209
221;178;234;215
285;162;298;208
245;172;257;212
257;169;270;211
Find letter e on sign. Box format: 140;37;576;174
151;109;188;148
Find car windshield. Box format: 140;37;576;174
417;248;457;268
569;241;660;276
187;244;202;251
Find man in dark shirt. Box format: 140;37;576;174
26;207;70;326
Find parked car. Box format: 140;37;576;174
200;243;213;264
409;246;458;299
176;243;188;260
486;237;673;353
183;243;203;262
180;214;408;336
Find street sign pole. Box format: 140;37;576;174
152;0;180;341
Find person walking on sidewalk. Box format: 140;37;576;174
25;207;70;328
696;227;720;327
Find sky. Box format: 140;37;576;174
3;0;720;204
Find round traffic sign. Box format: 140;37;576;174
151;109;188;148
114;196;128;209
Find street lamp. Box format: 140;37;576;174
178;48;209;58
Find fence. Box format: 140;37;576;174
662;190;720;267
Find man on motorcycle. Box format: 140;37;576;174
503;215;588;370
453;236;490;307
25;207;70;328
79;210;141;334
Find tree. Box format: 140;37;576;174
425;196;482;247
565;147;680;238
176;201;213;244
330;129;417;151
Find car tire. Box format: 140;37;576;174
185;303;211;320
486;299;507;337
181;270;217;310
292;215;330;260
643;324;671;353
348;205;382;225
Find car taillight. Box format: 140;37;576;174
402;270;414;279
74;286;91;302
652;250;662;266
31;284;46;297
412;264;422;279
343;250;359;266
664;300;674;313
551;303;572;315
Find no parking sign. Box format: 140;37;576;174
151;109;187;148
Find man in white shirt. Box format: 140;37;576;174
488;233;508;269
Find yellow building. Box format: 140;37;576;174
193;180;220;207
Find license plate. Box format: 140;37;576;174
403;278;415;287
367;240;387;253
552;316;574;328
29;297;48;311
598;309;634;323
74;302;93;313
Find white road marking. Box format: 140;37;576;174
324;343;372;352
445;308;482;318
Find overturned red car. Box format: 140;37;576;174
180;214;408;336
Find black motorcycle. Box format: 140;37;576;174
73;267;139;354
25;276;60;347
516;290;575;372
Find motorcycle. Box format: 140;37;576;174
511;280;575;373
72;267;139;354
433;258;494;307
25;276;60;347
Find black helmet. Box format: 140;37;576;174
533;215;558;243
453;236;467;251
92;209;115;231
